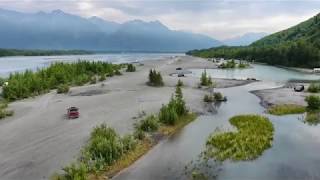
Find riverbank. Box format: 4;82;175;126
250;82;320;108
0;55;251;180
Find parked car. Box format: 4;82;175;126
67;107;79;119
294;85;304;92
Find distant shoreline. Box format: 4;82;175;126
0;48;187;58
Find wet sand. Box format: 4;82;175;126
0;55;251;180
251;83;318;108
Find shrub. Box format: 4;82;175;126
99;74;106;81
219;60;236;69
115;69;122;76
136;115;159;132
174;86;187;116
126;64;136;72
177;79;184;87
121;135;137;153
61;162;88;180
90;77;97;84
83;124;137;167
305;95;320;111
307;83;320;93
0;77;5;86
133;129;145;140
200;69;213;86
203;94;214;102
57;84;70;94
305;112;320;125
147;69;164;87
213;92;223;101
159;104;178;125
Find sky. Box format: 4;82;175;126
0;0;319;40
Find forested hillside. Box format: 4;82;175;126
187;13;320;68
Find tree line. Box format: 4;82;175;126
0;49;92;57
2;61;122;101
187;40;320;68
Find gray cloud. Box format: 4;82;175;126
0;0;319;39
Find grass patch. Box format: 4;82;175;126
267;104;306;115
205;114;274;161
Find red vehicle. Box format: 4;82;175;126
67;107;79;119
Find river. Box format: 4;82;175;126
114;65;320;180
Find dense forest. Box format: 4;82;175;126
187;13;320;68
0;49;92;57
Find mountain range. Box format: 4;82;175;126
0;8;222;52
223;32;268;46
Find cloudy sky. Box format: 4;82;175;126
0;0;319;40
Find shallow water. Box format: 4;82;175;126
115;66;320;180
191;64;320;82
0;53;182;77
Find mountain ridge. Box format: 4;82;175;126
187;12;320;68
0;8;222;52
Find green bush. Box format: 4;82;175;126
90;77;97;84
219;60;236;69
200;70;213;86
213;92;223;101
147;69;164;87
99;74;106;82
136;115;159;132
304;112;320;125
126;64;136;72
305;95;320;110
121;135;137;153
177;79;184;87
307;83;320;93
133;129;145;140
0;77;5;86
203;94;214;102
61;162;88;180
57;84;70;94
159;104;178;125
174;86;187;116
115;69;122;76
83;124;137;167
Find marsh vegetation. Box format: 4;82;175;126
267;104;306;115
205;114;274;161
